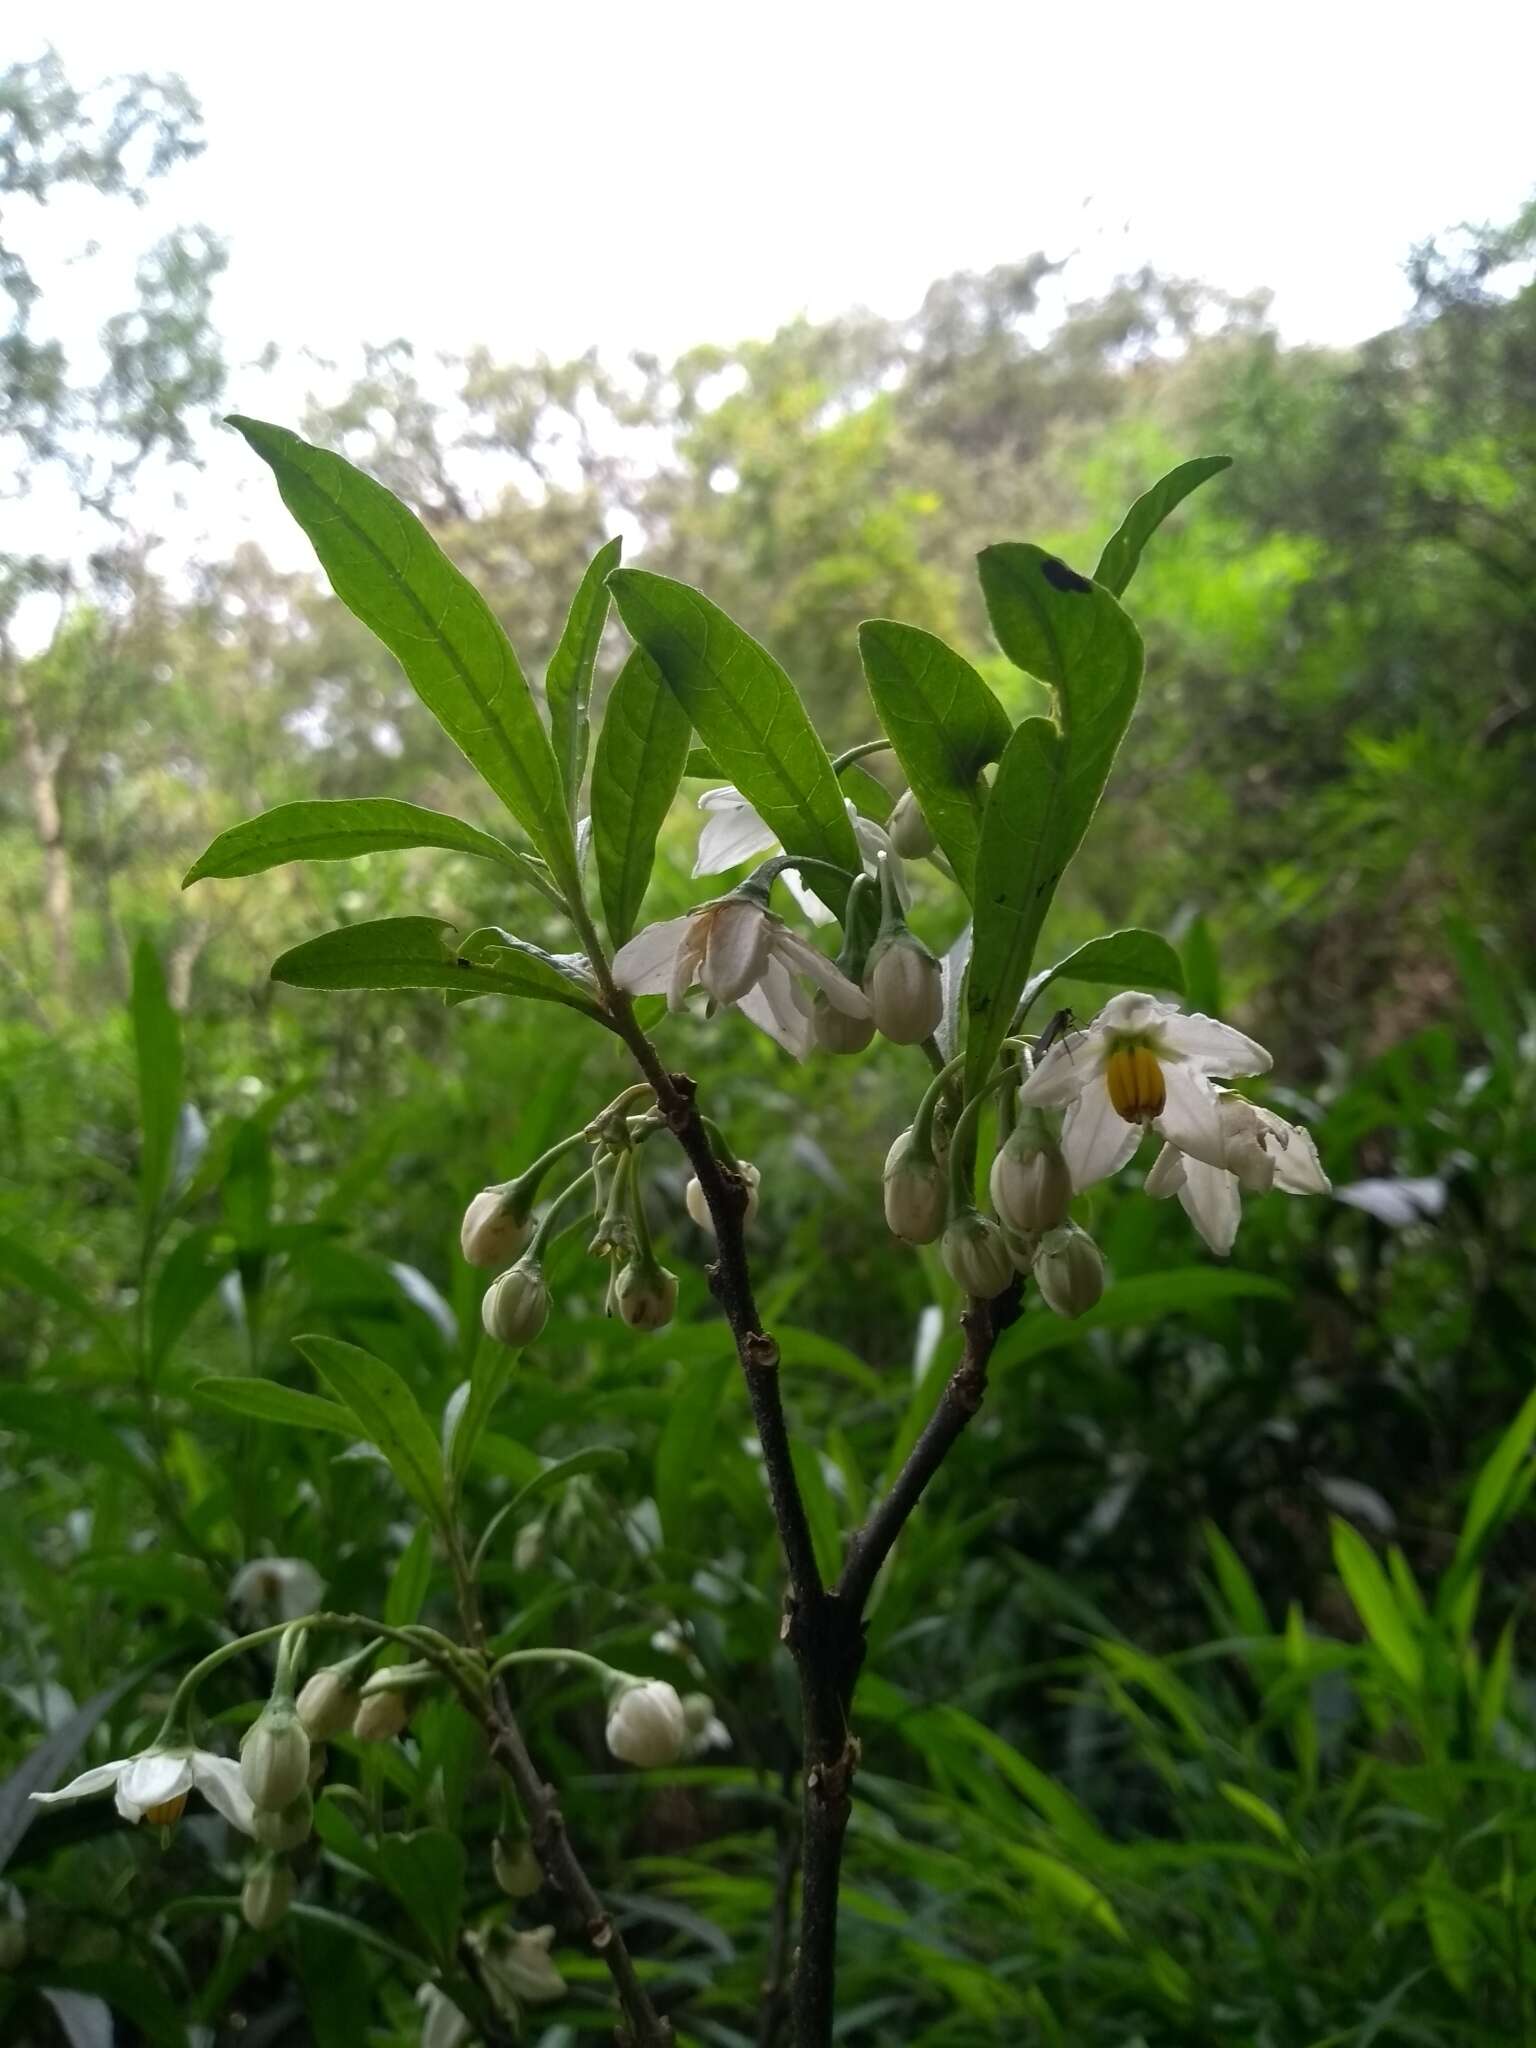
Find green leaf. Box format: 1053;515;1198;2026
547;535;622;808
1331;1518;1422;1688
375;1828;465;1963
0;1232;121;1353
1092;455;1233;598
1218;1781;1296;1849
1181;912;1222;1016
149;1230;226;1366
385;1522;434;1628
683;747;722;778
590;647;692;946
271;915;605;1019
228;416;579;897
991;1269;1289;1372
857;621;1011;895
292;1335;449;1522
1019;928;1185;1023
471;1446;628;1574
193;1376;358;1437
608;568;860;914
0;1672;145;1874
184;797;548;891
654;1355;734;1553
132;939;182;1226
790;1441;844;1587
966;547;1143;1091
443;1342;517;1490
1454;1382;1536;1573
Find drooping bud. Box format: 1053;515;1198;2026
471;1923;567;2013
989;1120;1073;1238
864;933;943;1045
459;1183;532;1268
482;1257;550;1348
883;1127;947;1245
251;1789;313;1852
613;1257;678;1332
887;789;936;860
240;1701;311;1813
493;1833;542;1898
241;1856;294;1931
352;1689;411;1743
296;1666;362;1741
605;1678;688;1768
685;1160;761;1232
941;1209;1015;1298
1032;1222;1105;1318
813;991;876;1054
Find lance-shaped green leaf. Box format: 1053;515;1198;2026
1093;455;1232;598
227;416;579;899
271;916;605;1019
184;797;552;896
608;568;860;915
132;940;182;1228
857;621;1010;894
193;1376;358;1437
590;647;692;947
966;547;1144;1091
294;1335;449;1523
546;535;622;809
1018;928;1185;1023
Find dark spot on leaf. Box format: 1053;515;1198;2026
1041;556;1092;595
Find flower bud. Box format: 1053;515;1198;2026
883;1128;946;1245
352;1689;411;1743
613;1258;678;1332
681;1690;731;1756
1032;1223;1105;1319
864;934;943;1046
685;1160;761;1232
989;1124;1073;1238
240;1701;311;1812
460;1184;532;1268
941;1210;1015;1298
482;1258;550;1348
241;1856;294;1931
472;1923;567;2012
493;1833;542;1898
887;789;936;860
296;1666;361;1741
605;1678;688;1768
251;1789;313;1852
812;992;876;1054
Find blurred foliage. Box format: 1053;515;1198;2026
3;45;1536;2048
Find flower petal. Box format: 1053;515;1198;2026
1154;1064;1229;1169
613;916;693;996
667;917;707;1011
30;1759;127;1806
191;1752;258;1834
700;900;771;1004
781;868;837;928
1017;1032;1099;1109
693;793;777;877
116;1749;193;1821
1259;1109;1332;1195
1161;1009;1272;1078
1177;1157;1242;1256
1142;1142;1187;1199
772;928;870;1016
735;957;813;1059
1060;1079;1143;1188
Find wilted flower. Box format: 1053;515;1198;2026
482;1258;550;1348
685;1160;761;1232
31;1742;255;1834
614;894;868;1060
613;1257;678;1332
883;1128;947;1245
241;1856;294;1931
416;1983;474;2048
606;1679;688;1768
941;1210;1015;1298
230;1557;325;1627
1032;1222;1105;1318
460;1184;532;1268
864;932;943;1045
472;1923;567;2012
1145;1094;1331;1255
1019;992;1271;1190
240;1701;310;1812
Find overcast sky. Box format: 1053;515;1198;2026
10;0;1536;581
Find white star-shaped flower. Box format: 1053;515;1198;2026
692;787;907;924
1018;991;1272;1191
1144;1094;1331;1255
32;1742;256;1833
613;895;868;1059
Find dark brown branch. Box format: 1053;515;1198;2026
755;1782;802;2048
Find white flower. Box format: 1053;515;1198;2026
1145;1095;1331;1256
417;1983;474;2048
681;1691;732;1758
31;1742;256;1833
471;1923;567;2010
693;788;908;922
230;1557;325;1627
613;895;868;1060
606;1678;688;1767
1019;991;1272;1192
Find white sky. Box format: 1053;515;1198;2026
8;0;1536;587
